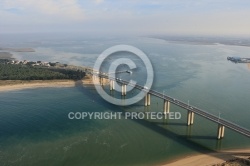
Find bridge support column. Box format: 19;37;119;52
144;93;150;106
187;111;194;126
221;126;225;138
96;76;100;84
110;80;113;90
100;77;104;85
187;111;191;126
121;84;126;96
191;112;194;125
112;80;115;90
163;100;170;114
110;80;115;91
147;93;150;106
121;84;124;96
124;85;126;96
99;77;101;84
144;94;148;106
217;124;225;139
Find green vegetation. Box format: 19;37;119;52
0;64;85;80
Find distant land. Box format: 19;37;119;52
0;47;35;52
0;47;35;60
150;35;250;47
0;52;14;59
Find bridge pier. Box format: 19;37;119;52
144;93;150;106
110;80;113;90
95;76;99;84
121;84;126;96
217;124;225;139
163;100;170;114
147;93;150;106
191;112;194;124
102;78;105;85
99;77;104;85
124;85;126;96
187;111;194;126
98;76;101;84
110;80;115;91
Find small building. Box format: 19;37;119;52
23;60;29;64
14;60;20;64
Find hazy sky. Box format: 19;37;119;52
1;0;250;36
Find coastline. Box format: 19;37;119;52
162;148;250;166
0;80;78;92
0;75;109;92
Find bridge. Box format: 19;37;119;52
92;73;250;140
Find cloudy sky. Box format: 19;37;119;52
1;0;250;36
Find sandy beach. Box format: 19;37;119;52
163;149;250;166
0;80;78;92
0;75;110;92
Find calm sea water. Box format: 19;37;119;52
0;36;250;165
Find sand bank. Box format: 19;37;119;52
0;75;110;92
162;149;250;166
0;80;78;92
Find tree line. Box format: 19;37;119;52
0;64;85;80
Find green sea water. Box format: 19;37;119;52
0;36;250;165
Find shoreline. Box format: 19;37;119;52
0;75;109;92
162;148;250;166
0;80;78;92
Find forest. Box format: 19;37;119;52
0;64;85;80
